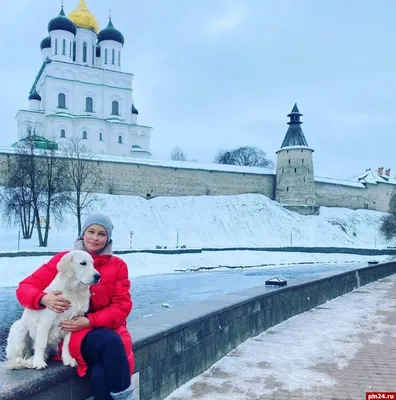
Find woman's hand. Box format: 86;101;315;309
60;316;90;332
40;291;71;313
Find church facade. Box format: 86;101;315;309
16;0;152;158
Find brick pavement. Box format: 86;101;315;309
166;276;396;400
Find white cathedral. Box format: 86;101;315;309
16;0;152;158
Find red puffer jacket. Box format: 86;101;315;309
16;251;134;378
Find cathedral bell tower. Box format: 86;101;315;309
275;104;319;215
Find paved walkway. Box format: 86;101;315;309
166;275;396;400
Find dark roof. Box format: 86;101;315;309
98;19;124;45
40;36;51;50
48;6;76;36
131;104;138;115
280;103;309;148
28;90;41;101
290;103;299;113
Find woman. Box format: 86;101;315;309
16;213;134;400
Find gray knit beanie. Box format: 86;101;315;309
81;213;113;244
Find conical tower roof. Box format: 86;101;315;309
279;103;311;150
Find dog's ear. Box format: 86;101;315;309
57;252;74;273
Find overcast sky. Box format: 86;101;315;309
2;0;395;179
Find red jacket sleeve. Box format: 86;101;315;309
87;259;132;329
16;251;68;310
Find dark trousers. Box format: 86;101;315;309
81;328;131;400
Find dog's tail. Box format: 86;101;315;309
5;319;31;370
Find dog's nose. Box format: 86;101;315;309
93;273;101;283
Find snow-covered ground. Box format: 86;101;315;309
0;193;388;251
0;193;392;288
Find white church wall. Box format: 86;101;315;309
46;116;73;140
100;40;123;72
74;28;97;67
45;76;74;115
49;30;74;63
16;111;46;139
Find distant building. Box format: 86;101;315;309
275;104;318;214
16;0;152;158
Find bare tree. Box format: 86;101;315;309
214;150;235;165
0;183;35;239
39;143;71;246
1;128;43;242
61;138;103;236
380;190;396;241
3;128;71;247
170;146;187;161
214;146;274;169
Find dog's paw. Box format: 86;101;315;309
6;357;25;370
21;357;34;369
62;356;77;368
32;357;47;370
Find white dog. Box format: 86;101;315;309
5;250;100;370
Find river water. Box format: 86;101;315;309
0;262;363;361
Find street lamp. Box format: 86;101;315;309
129;230;134;249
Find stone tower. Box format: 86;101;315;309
275;104;318;215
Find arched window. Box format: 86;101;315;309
112;49;115;64
82;130;87;139
62;39;66;55
58;93;66;108
105;49;108;64
55;39;58;55
118;51;121;67
86;97;93;112
60;129;66;138
112;100;119;115
83;42;87;63
118;135;123;144
99;132;103;141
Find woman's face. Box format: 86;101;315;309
83;224;108;253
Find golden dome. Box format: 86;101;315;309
68;0;99;33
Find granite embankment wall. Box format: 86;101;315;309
1;261;396;400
